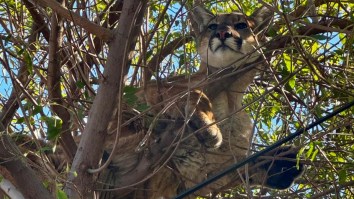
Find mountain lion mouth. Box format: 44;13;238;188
209;38;243;53
214;44;234;52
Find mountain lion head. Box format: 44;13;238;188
191;6;273;69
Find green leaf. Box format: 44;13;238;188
41;116;63;140
24;51;33;75
297;147;306;169
329;152;337;157
39;146;53;153
283;54;293;72
57;190;68;199
96;1;106;11
23;101;33;111
306;142;314;158
338;169;347;184
123;86;139;106
178;56;185;69
17;48;25;55
15;117;25;124
298;147;306;157
76;81;85;89
137;103;150;112
338;33;346;45
311;149;319;161
33;105;43;115
288;77;296;89
123;86;139;94
267;27;277;37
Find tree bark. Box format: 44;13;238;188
47;0;77;162
0;134;54;199
33;0;113;41
65;1;148;198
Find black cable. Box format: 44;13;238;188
175;100;354;199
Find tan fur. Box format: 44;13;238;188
137;76;223;148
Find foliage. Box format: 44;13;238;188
0;0;353;198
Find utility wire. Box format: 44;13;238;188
175;100;354;199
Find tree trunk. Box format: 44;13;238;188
65;1;148;198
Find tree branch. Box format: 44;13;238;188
23;0;50;41
264;17;352;53
0;176;25;199
0;20;42;129
0;134;54;199
32;0;113;41
47;0;77;161
65;1;148;198
0;27;54;199
309;180;354;199
144;35;193;82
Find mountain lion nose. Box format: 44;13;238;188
216;30;232;40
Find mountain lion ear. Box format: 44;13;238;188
190;5;215;32
249;6;274;34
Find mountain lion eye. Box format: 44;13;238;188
234;22;248;30
208;24;218;30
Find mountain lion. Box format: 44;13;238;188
99;5;304;198
4;4;305;199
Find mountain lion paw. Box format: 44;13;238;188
188;115;222;148
258;146;304;189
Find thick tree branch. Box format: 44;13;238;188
292;0;343;18
297;18;353;35
0;176;25;199
32;0;113;41
23;0;50;41
0;135;54;199
65;1;148;198
48;0;77;161
66;0;124;96
264;17;352;53
0;65;27;128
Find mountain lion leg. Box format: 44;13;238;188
139;85;222;148
188;109;222;148
250;146;304;189
181;90;222;148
